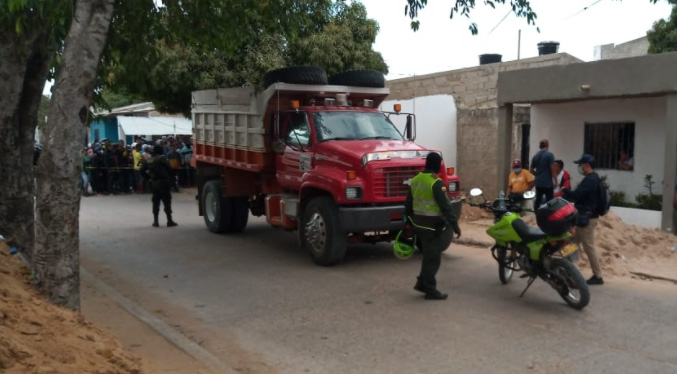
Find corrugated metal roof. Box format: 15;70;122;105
117;116;192;136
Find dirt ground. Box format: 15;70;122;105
0;241;214;374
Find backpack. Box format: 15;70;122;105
596;174;611;216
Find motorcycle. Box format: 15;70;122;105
468;188;590;310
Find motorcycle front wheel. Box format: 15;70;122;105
551;259;590;310
497;247;515;284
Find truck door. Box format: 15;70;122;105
277;111;313;190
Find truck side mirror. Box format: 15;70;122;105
405;115;415;141
273;139;286;154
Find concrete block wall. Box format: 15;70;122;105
386;53;582;110
457;106;530;197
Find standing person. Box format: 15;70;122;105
180;137;194;187
141;145;178;228
530;139;556;207
553;160;571;198
167;144;182;191
506;159;534;196
404;152;462;300
82;148;92;197
132;143;144;193
562;154;604;285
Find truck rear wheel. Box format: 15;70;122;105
301;196;346;266
202;180;232;233
230;197;250;233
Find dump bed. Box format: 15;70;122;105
192;83;390;171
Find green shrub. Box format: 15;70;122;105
635;193;662;211
610;191;638;208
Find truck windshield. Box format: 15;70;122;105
313;111;403;142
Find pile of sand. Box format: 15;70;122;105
0;242;143;374
524;212;677;280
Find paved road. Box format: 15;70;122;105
80;192;677;374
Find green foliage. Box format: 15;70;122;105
102;0;387;116
404;0;538;34
291;2;387;76
635;193;663;210
634;174;662;210
610;190;638;208
648;1;677;53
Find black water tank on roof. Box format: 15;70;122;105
479;54;502;65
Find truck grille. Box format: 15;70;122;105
373;166;422;198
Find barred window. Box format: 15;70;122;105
583;122;635;170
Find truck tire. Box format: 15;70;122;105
263;67;328;89
301;196;347;266
328;69;385;88
202;180;232;233
230;197;250;233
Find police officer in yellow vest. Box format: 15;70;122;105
405;152;461;300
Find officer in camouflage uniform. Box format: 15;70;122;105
142;145;178;227
404;152;461;300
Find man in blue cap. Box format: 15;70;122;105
404;152;462;300
562;154;604;285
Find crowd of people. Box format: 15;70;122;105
81;135;195;196
506;139;605;286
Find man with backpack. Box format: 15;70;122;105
562;154;608;285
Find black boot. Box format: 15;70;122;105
167;213;177;227
152;214;159;227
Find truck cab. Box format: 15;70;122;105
193;82;460;265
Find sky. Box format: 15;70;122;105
358;0;674;80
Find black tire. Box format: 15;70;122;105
551;259;590;310
497;247;515;284
230;197;250;233
328;69;385;88
201;180;232;233
263;66;328;89
301;196;346;266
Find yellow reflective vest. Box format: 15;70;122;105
410;172;442;228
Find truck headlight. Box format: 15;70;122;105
346;186;363;200
448;181;458;192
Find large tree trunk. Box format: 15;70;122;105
0;31;51;260
34;0;115;310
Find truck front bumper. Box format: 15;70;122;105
338;200;463;233
339;205;405;233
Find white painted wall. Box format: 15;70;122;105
531;97;667;199
380;94;458;167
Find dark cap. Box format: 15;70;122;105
512;159;522;168
573;154;595;165
425;152;443;173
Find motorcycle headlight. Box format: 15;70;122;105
346;186;363;200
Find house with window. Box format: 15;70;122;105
496;51;677;232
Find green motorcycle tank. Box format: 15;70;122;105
486;212;522;246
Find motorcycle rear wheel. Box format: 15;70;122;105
551;259;590;310
497;247;515;284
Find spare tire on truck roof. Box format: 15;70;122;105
263;66;328;89
328;69;385;88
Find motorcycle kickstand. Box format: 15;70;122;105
519;275;537;298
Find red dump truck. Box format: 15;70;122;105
192;69;460;265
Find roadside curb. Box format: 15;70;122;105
80;267;235;374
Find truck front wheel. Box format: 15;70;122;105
301;196;346;266
202;180;232;233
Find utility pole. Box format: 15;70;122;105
518;29;522;60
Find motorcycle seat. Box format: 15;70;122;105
511;218;547;243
